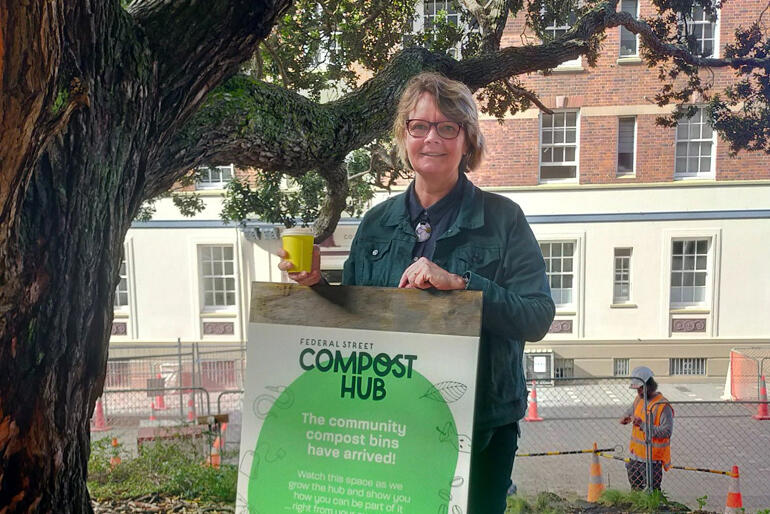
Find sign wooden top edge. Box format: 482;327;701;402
249;282;481;337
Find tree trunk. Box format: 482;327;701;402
0;64;154;514
1;0;292;508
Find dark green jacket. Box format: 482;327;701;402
342;179;555;429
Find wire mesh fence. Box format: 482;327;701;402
90;375;770;511
513;378;770;512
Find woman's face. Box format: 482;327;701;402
405;92;468;182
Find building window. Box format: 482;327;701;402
540;111;579;181
670;239;709;306
417;0;476;58
201;360;237;389
544;11;581;67
685;5;717;57
670;357;707;375
115;258;129;309
619;0;639;56
617;117;636;176
540;241;575;307
675;108;714;178
614;358;630;377
554;358;574;379
613;248;632;303
196;164;234;190
199;245;237;309
105;361;131;389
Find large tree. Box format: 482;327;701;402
2;0;769;510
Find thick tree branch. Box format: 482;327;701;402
149;0;770;225
127;0;291;146
607;11;770;68
461;0;510;53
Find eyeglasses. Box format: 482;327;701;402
406;119;463;140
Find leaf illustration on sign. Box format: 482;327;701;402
436;421;471;453
420;381;467;403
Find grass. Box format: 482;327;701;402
506;489;695;513
88;435;237;502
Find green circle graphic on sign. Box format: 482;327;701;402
248;365;460;513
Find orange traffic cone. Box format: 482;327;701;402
753;375;770;420
724;465;743;513
524;381;544;422
206;437;221;469
109;437;121;469
586;442;605;502
91;398;111;432
186;394;196;422
154;373;167;410
149;400;157;421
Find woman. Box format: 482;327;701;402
279;72;555;513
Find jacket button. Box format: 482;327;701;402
371;249;379;256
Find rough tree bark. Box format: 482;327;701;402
0;0;761;511
0;1;290;511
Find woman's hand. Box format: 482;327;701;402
398;257;466;290
277;245;323;286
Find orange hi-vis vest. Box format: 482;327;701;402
629;393;673;470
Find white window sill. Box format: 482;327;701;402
200;310;238;318
538;180;579;186
549;66;585;74
113;310;130;318
610;303;637;309
617;56;642;65
669;308;710;314
554;310;577;316
673;174;716;181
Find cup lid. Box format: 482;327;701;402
281;226;314;236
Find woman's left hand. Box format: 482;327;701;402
398;257;466;290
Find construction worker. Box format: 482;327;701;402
619;366;674;490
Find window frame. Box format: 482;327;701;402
540;240;577;309
618;0;640;58
613;247;633;304
198;244;238;312
114;257;130;311
412;0;478;59
543;10;582;68
539;109;580;183
682;4;720;58
674;107;716;180
196;164;235;190
669;238;710;308
616;116;637;177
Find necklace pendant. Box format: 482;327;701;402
415;221;432;242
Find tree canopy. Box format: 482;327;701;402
152;0;770;238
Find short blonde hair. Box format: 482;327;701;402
393;72;485;172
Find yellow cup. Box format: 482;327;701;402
281;227;315;273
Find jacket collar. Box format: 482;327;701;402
381;175;485;230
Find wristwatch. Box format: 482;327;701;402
461;272;471;289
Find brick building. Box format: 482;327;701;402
110;1;770;385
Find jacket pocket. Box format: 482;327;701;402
451;246;501;279
356;240;393;286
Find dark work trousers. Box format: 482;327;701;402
468;423;519;514
625;459;663;490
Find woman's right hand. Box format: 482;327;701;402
277;245;323;286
